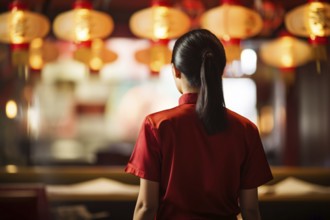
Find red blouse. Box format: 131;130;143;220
125;93;273;220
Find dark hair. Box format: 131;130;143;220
171;29;227;134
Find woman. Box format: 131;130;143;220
125;29;273;220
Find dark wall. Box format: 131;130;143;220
296;58;330;166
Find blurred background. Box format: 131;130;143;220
0;0;330;219
0;0;329;168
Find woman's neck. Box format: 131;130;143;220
182;86;199;94
180;75;200;94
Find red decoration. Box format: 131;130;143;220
221;0;240;4
9;1;27;10
73;0;93;9
308;36;328;45
255;1;285;37
152;0;171;7
176;0;205;29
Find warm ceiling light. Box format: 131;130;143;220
0;2;50;44
53;0;114;43
241;49;257;75
6;100;18;119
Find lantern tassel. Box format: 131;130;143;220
312;45;327;74
309;36;328;74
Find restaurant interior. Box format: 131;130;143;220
0;0;330;219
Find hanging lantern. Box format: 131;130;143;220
201;0;262;64
260;34;313;69
129;0;191;40
135;39;172;75
260;33;313;84
0;1;50;44
53;0;116;73
29;38;59;71
130;0;190;75
285;0;330;72
0;1;50;67
53;0;114;43
200;0;263;40
73;38;117;73
285;0;330;38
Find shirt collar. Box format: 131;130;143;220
179;93;198;105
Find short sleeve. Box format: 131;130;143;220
240;124;273;189
125;117;161;182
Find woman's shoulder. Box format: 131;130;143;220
144;106;179;126
226;108;258;130
145;105;192;128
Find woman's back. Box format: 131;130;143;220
127;93;272;219
125;29;273;220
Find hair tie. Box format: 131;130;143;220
202;50;213;60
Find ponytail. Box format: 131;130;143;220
196;51;227;134
171;29;228;135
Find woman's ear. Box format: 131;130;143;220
172;64;181;79
171;63;183;94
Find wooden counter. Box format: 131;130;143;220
1;166;330;220
1;166;329;183
0;166;140;185
1;166;330;202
